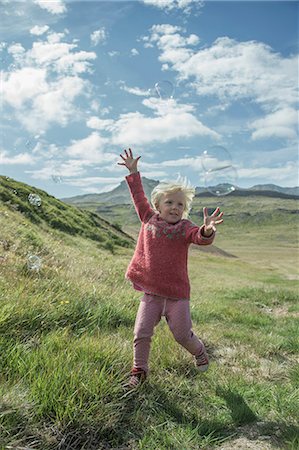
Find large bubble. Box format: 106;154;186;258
201;145;232;172
201;146;238;196
204;166;238;196
154;80;174;100
147;80;175;103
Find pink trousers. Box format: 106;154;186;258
133;293;204;372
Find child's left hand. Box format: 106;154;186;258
203;207;223;234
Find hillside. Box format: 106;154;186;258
0;175;134;252
0;175;298;449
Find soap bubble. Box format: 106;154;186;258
25;135;40;151
147;86;160;104
28;193;42;207
204;166;238;196
201;145;237;196
147;86;159;98
154;80;174;100
27;255;42;271
51;174;64;183
147;80;175;103
201;145;232;172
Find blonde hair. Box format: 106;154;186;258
151;176;195;219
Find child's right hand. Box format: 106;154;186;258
118;148;141;174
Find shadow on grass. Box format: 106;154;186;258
216;386;257;426
2;381;298;450
114;383;235;447
215;386;299;449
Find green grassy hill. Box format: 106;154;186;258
0;177;298;450
0;175;134;253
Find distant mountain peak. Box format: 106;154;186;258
62;179;299;205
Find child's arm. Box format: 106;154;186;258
118;148;154;223
186;207;223;245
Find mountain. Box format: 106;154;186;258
0;176;135;250
248;184;299;196
196;185;299;199
61;176;159;205
62;178;299;206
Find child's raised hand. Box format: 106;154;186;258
203;207;223;234
118;148;141;173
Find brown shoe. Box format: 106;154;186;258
127;368;147;389
195;348;209;372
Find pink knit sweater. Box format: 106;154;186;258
125;172;215;300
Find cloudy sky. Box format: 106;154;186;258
0;0;298;198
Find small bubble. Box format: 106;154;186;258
154;80;175;100
27;255;42;271
25;139;33;150
8;63;17;71
51;174;64;183
28;193;42;207
25;136;39;151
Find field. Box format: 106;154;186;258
0;186;298;450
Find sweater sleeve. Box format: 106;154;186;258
185;222;215;246
125;172;155;223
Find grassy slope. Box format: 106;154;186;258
0;183;298;450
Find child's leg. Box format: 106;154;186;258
133;294;163;373
165;299;205;355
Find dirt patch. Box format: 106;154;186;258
271;306;299;318
214;422;284;450
216;436;279;449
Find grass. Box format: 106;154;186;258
0;181;298;449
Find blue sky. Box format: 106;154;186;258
1;0;298;198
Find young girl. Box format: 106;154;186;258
118;148;223;388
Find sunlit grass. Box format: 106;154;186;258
0;198;298;449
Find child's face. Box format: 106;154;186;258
158;191;186;224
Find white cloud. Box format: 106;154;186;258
238;161;298;185
2;67;89;133
130;48;139;56
85;99;220;146
145;26;298;141
26;160;87;180
0;150;35;165
47;31;67;44
3;34;97;133
119;83;150;96
27;76;88;128
86;117;114;131
30;25;50;36
108;51;120;57
34;0;67;15
65;132;116;164
249;107;298;140
142;0;203;14
110;101;220;146
67;176;121;187
90;28;107;46
2;67;48;109
24;36;96;74
7;43;26;57
145;24;199;66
